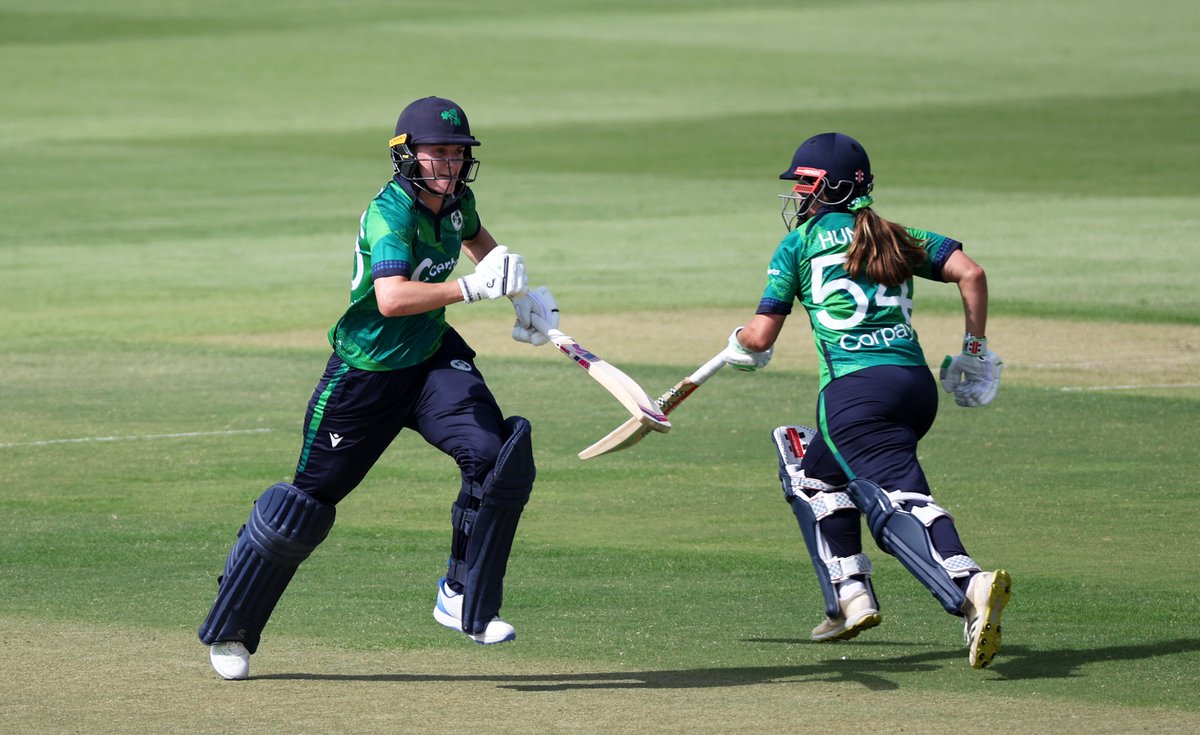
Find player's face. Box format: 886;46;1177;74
414;144;468;195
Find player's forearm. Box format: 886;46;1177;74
942;250;988;337
376;279;465;317
957;267;988;337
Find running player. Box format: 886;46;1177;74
719;132;1011;668
199;96;560;679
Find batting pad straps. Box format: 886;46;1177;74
826;552;873;583
803;489;856;520
941;553;981;579
781;464;845;497
889;491;953;525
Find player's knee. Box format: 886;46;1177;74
486;416;535;499
455;416;534;489
246;483;337;563
453;437;503;485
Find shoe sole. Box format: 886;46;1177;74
470;630;516;644
433;603;461;632
813;611;883;642
212;667;249;681
969;569;1012;669
433;604;516;645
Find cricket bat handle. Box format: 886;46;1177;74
688;352;728;386
528;315;576;350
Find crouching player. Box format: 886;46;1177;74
198;97;559;679
720;132;1011;668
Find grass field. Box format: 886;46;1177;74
2;1;1199;733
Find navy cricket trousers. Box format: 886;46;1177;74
292;328;506;505
801;364;938;493
799;364;968;561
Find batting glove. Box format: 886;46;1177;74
721;327;773;372
940;335;1003;407
511;286;559;346
458;245;528;303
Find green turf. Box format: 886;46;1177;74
2;0;1198;731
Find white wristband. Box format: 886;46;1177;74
963;334;987;357
458;276;480;304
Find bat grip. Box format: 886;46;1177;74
689;352;728;385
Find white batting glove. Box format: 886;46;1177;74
511;286;559;346
457;245;528;303
721;327;773;372
940;335;1003;407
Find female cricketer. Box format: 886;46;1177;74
198;96;560;679
719;132;1011;669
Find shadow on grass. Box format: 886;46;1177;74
255;637;1200;690
744;636;1200;683
986;637;1200;681
258;656;936;691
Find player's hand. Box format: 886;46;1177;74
511;286;559;346
940;335;1002;407
458;245;527;303
721;327;773;372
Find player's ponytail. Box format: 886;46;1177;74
845;199;927;287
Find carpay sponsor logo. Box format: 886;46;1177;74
839;323;915;351
412;256;458;283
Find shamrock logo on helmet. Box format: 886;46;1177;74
440;108;462;127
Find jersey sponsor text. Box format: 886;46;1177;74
839;323;916;351
413;256;459;283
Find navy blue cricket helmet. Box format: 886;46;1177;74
778;132;874;230
389;96;481;197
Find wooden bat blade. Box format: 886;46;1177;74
576;382;694;460
531;315;670;432
577;352;726;460
576;415;650;460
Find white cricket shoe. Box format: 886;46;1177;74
811;588;882;642
433;577;516;644
963;569;1012;669
209;641;250;680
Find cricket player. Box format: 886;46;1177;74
199;96;560;680
719;132;1011;668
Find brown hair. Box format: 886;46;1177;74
845;207;927;286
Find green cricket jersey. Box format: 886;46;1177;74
757;210;962;388
328;180;481;370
